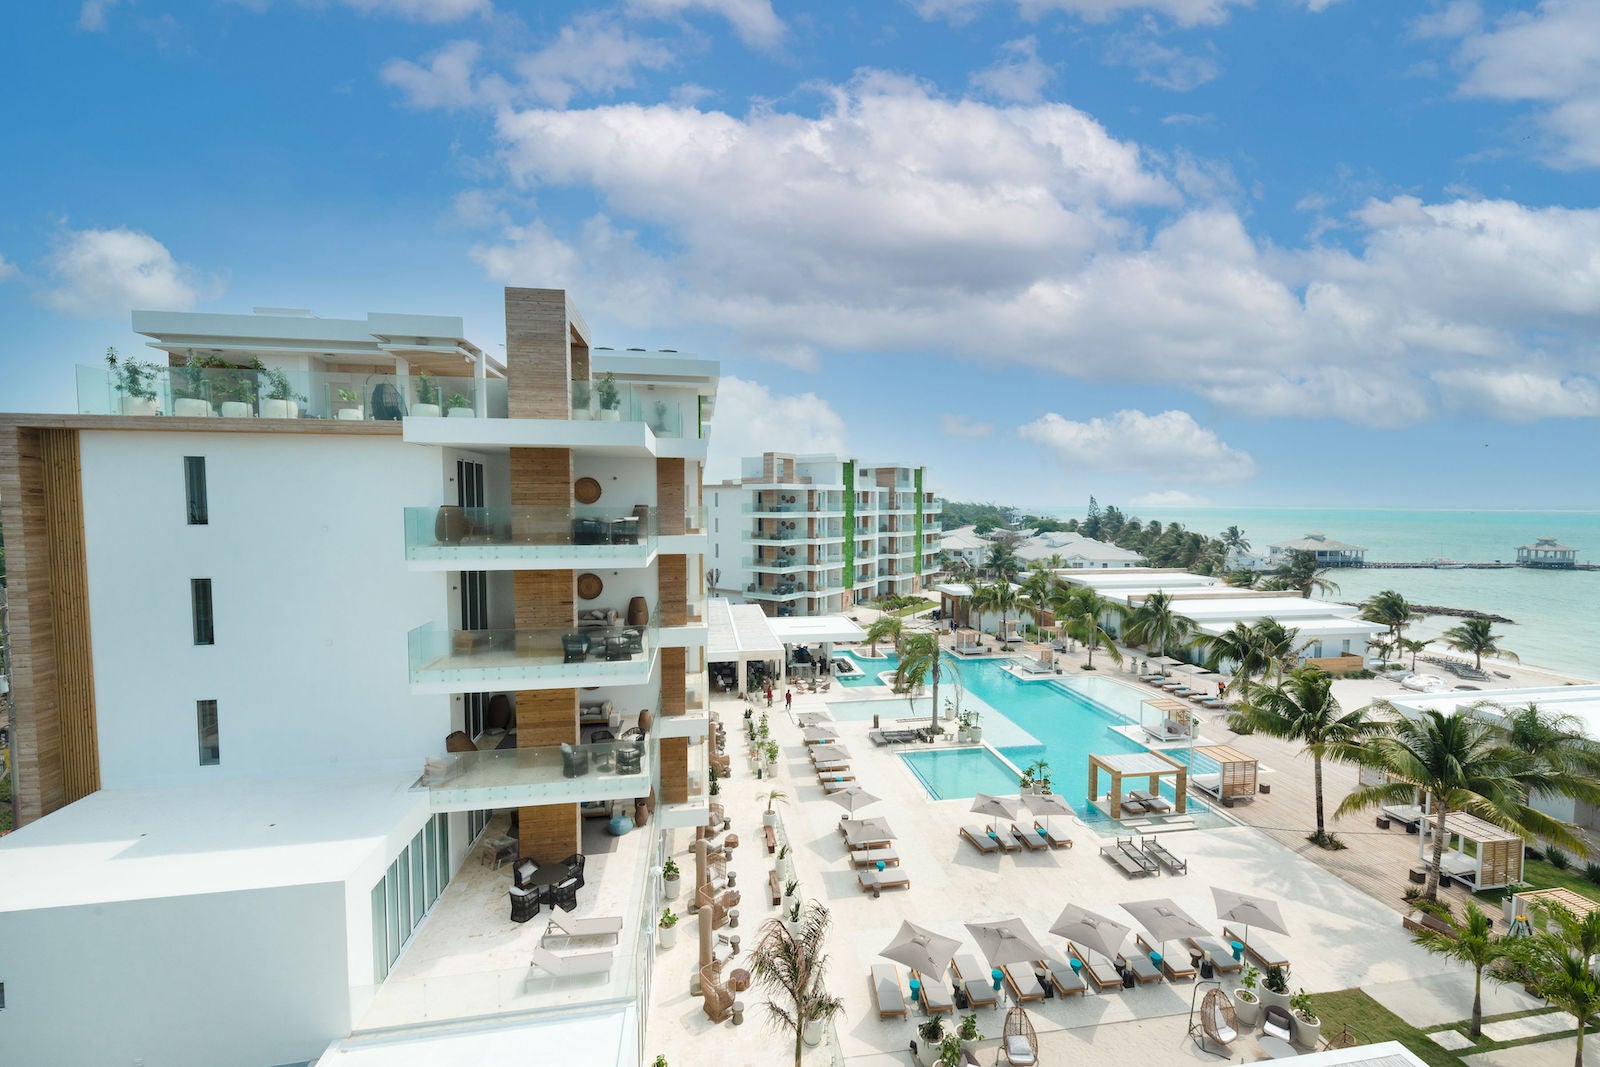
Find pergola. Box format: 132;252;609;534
1419;811;1525;891
1190;745;1258;805
1140;696;1193;741
1512;887;1596;924
1087;750;1188;819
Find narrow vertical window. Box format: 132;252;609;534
184;456;208;525
191;578;214;645
196;700;220;765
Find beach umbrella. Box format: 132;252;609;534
881;921;961;979
1049;904;1130;964
965;918;1050;969
1121;899;1211;964
842;816;896;845
970;793;1021;823
1020;792;1073;836
813;743;851;761
797;711;832;726
827;786;882;815
1212;887;1289;948
802;725;840;742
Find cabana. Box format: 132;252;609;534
1088;751;1188;819
1418;812;1524;891
952;628;985;655
1140;697;1193;742
1189;745;1258;806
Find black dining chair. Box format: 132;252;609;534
509;885;541;923
549;877;580;913
561;853;587;890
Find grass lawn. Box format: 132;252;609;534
888;598;938;618
1474;857;1600;907
1313;989;1463;1067
0;770;11;834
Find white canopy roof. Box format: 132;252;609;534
706;598;784;661
768;615;867;645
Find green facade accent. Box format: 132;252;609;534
842;460;856;600
913;467;924;577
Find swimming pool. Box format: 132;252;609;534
900;747;1020;801
836;649;894;687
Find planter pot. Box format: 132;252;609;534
663;874;680;900
802;1018;823;1047
447;406;475;418
1293;1014;1321;1050
572;409;594;420
120;396;160;416
659;924;678;949
969;727;983;744
1260;987;1291;1014
1233;991;1261;1027
411;403;442;418
173;398;212;418
221;401;253;418
336;407;364;421
914;1039;942;1067
260;398;299;419
599;408;621;421
763;812;779;828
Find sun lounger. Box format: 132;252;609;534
822;778;859;794
1135;933;1195;980
1037;954;1087;996
960;824;1001;854
1033;821;1074;849
989;824;1025;851
1185;937;1242;974
1100;837;1159;877
1222;926;1290;972
1199;697;1225;709
1019;656;1053;675
1065;944;1122;992
817;771;856;785
953;642;984;656
951;954;1000;1009
542;914;624;947
1128;789;1172;814
529;944;615;978
910;969;954;1014
886;729;923;743
1380;803;1426;830
1003;962;1047;1001
868;729;890;746
849;847;900;868
1119;951;1163;984
858;869;910;896
1009;823;1048;851
872;963;908;1018
1142;838;1187;875
1142;718;1191;742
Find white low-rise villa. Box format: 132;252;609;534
1268;532;1367;568
1516;536;1579;568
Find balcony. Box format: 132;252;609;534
570;381;693;438
744;555;801;571
743;528;802;543
408;623;656;693
404;505;657;570
77;363;509;420
745;580;815;601
741;500;804;514
419;739;651;811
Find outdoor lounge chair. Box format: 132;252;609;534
1002;962;1047;1001
1142;838;1187;875
1037;954;1087;997
1033;821;1074;849
850;847;900;868
1128;789;1173;813
1100;838;1159;878
823;778;859;794
1196;988;1239;1055
542;914;623;947
951;954;1000;1009
911;969;954;1014
1262;1005;1295;1043
529;944;614;978
1118;951;1162;985
1065;943;1122;992
1135;933;1195;980
868;729;890;746
872;963;907;1018
998;1005;1039;1065
858;869;911;896
1185;937;1242;974
1009;823;1048;851
960;824;1001;854
1222;925;1290;972
988;824;1025;851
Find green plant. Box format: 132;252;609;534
1548;846;1571;870
1239;963;1260;991
337;387;360;405
659;907;678;928
765;740;779;764
763;789;789;815
249;357;306;403
1408;901;1509;1039
570;378;591;409
1518;901;1600;1067
1264;965;1288;994
105;346;160;401
652;1056;668;1067
447;392;470;410
937;1033;963;1067
1584;862;1600;885
709;775;720;796
956;1012;981;1041
786;899;801;924
596;371;620;410
784;878;799;899
662;857;679;879
918;1016;945;1043
415;371;440;406
778;843;790;861
1290;988;1317;1022
178;350;227;399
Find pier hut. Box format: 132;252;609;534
1516;536;1577;569
1268;532;1366;568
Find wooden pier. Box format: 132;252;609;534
1360;561;1597;571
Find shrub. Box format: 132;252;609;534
1585;861;1600;886
1547;846;1570;870
1526;846;1545;863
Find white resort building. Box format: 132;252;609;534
0;289;718;1067
1516;536;1578;568
705;452;940;616
1267;531;1367;568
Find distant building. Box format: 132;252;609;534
1012;530;1143;569
938;524;990;570
1268;531;1366;568
1517;537;1577;569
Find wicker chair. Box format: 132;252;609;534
1198;988;1239;1055
701;960;734;1023
997;1005;1038;1065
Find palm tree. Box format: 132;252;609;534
1200;621;1269;703
971;580;1022;646
863;615;903;658
1408;901;1514;1039
1259;550;1340;598
1494;701;1600;783
1399;637;1430;670
750;901;846;1067
1441;616;1518;671
1516;903;1600;1067
1361;589;1415;651
1252;618;1308;682
1229;667;1381;846
1061;588;1126;670
1123;590;1193;667
1220;525;1250;562
1019;564;1056;636
895;630;962;736
1336;707;1595;901
984;542;1020;584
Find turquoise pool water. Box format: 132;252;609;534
901;747;1020;801
836;649;893;687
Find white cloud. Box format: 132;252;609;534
1130;489;1208;507
230;0;490;20
971;37;1055;103
43;227;206;318
626;0;785;50
1016;0;1245;29
1161;112;1213;126
1103;21;1221;92
78;0;118;31
515;14;676;107
939;413;994;438
1410;0;1481;40
704;377;848;482
908;0;990;25
0;254;18;283
1432;369;1600;421
382;40;485;109
1018;409;1257;483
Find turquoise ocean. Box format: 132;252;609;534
1040;507;1600;683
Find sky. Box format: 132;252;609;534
3;1;1598;513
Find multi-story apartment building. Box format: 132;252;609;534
706;452;940;616
0;289;717;1067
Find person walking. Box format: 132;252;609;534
765;684;773;707
784;689;793;712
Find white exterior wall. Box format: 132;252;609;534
79;430;450;787
0;883;350;1067
705;485;749;597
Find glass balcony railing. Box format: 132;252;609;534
404;506;657;562
743;529;802;542
743;556;801;570
569;383;690;437
741;500;804;514
77;364;509;420
408;622;656;687
421;740;652;807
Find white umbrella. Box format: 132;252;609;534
802;725;839;742
965;918;1050;969
881;921;961;979
970;793;1021;823
813;743;852;761
797;711;832;726
827;786;882;815
842;816;896;846
1212;887;1289;948
1121;899;1212;965
1020;793;1073;834
1049;904;1130;964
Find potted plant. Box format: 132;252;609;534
1290;988;1320;1049
750;900;845;1067
652;398;669;432
570;379;593;419
596;371;621;420
1233;963;1262;1027
956;1012;982;1054
658;906;679;949
662;856;681;900
915;1016;945;1067
776;843;794;883
762;789;789;827
412;371;442;417
652;1057;668;1067
446;392;474;418
764;740;780;768
174;350;227;417
335;387;364;420
215;362;256;417
106;347;162;415
937;1033;965;1067
1260;964;1291;1013
784;898;803;935
250;358;305;418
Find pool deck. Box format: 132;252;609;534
643;671;1448;1066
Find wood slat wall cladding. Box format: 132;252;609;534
659;737;688;804
655;458;685;536
505;288;572;420
659;555;687;626
519;801;579;866
40;430;100;803
660;647;686;716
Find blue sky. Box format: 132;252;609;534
4;1;1599;513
